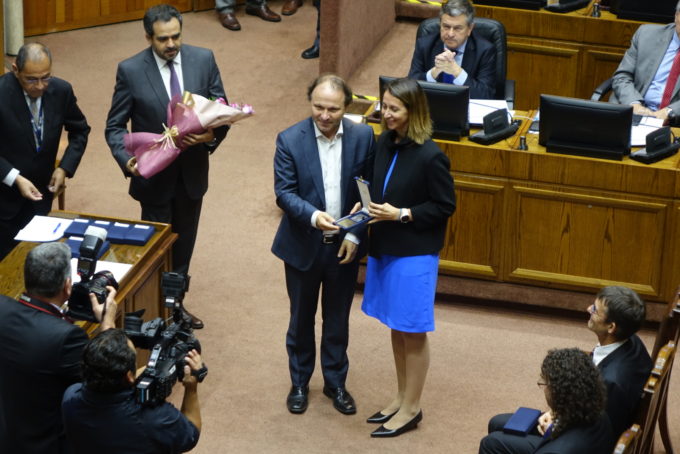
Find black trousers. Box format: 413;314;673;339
139;179;202;276
284;242;359;389
0;196;52;261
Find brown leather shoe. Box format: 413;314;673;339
281;0;303;15
245;4;281;22
217;12;241;31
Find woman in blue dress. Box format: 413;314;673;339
363;77;456;437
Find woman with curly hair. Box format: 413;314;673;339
479;348;615;454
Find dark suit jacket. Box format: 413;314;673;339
105;45;228;204
271;118;375;272
369;131;456;258
0;294;89;454
534;413;614;454
408;31;496;99
598;334;653;436
0;73;89;220
612;23;680;112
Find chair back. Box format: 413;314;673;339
613;424;640;454
651;286;680;359
415;17;508;100
633;341;676;454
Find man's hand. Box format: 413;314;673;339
90;285;118;331
315;212;340;231
653;107;672;122
15;175;43;201
432;49;461;78
632;104;653;116
182;128;215;147
182;349;204;390
337;239;358;265
349;201;362;215
48;167;67;194
126;157;141;176
537;411;553;436
368;202;400;222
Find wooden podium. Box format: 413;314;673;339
0;210;177;325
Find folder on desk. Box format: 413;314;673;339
107;222;131;244
124;224;154;246
66;237;110;260
63;218;91;237
503;407;541;435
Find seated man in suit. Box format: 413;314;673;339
0;242;117;453
407;0;496;99
483;286;652;451
479;348;615;454
611;1;680;121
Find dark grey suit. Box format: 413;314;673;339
0;74;89;259
612;23;680;111
271;117;374;388
105;45;227;274
0;294;89;454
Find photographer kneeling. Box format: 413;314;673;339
61;328;203;453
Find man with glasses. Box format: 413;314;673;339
0;42;90;260
482;286;652;452
407;0;496;99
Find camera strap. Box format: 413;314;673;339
18;294;71;322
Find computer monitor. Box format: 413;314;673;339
379;76;470;141
538;94;633;161
472;0;544;10
611;0;676;23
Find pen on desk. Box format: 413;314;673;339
53;223;61;233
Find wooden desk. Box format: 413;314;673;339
0;210;176;324
368;111;678;321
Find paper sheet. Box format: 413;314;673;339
14;216;73;242
630;116;664;147
71;258;132;285
469;100;512;126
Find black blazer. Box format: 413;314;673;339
105;45;228;204
0;295;89;453
369;131;456;258
407;31;497;99
598;334;653;436
0;73;89;220
534;413;614;454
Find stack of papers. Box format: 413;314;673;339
469;100;513;126
631;116;664;147
14;216;73;242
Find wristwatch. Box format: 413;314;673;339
400;208;410;223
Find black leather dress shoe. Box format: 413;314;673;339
286;386;309;414
245;4;281;22
366;410;397;424
370;410;423;438
323;386;356;415
301;43;319;59
182;309;204;329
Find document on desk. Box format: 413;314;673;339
14;215;73;242
469;100;513;126
631;117;664;146
70;258;132;285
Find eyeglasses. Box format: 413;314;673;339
537;381;548;388
24;76;52;85
587;304;600;316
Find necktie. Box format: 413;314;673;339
168;60;181;98
29;98;42;152
29;98;39;120
660;49;680;108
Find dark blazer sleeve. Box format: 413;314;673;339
411;149;456;231
55;80;90;177
408;34;439;81
105;59;137;174
462;33;496;99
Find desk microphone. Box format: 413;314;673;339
469;109;520;146
630;127;680;164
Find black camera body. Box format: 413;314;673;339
68;270;118;322
125;272;206;406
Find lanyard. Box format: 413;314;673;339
29;101;43;152
18;294;65;320
382;151;398;197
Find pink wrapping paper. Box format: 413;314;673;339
124;92;253;178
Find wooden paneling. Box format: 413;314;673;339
440;174;507;278
24;0;192;36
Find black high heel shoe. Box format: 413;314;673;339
366;410;398;424
370;410;423;438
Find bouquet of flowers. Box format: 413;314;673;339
124;92;254;178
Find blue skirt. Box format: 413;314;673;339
361;254;439;333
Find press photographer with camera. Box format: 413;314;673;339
0;242;118;454
61;328;204;453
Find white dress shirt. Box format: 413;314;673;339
151;50;184;99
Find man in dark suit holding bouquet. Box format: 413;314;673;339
106;4;228;329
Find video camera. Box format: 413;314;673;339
68;226;118;322
125;272;207;406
